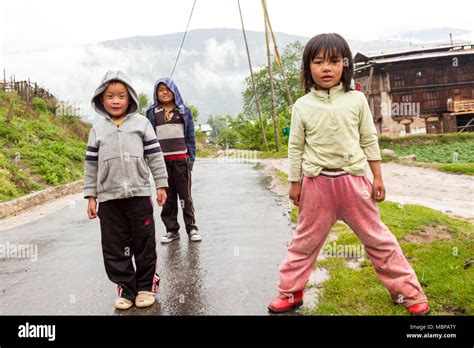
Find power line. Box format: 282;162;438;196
170;0;197;79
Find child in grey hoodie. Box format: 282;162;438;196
84;70;168;310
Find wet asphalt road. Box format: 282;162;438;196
0;159;294;315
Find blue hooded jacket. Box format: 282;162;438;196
145;77;196;169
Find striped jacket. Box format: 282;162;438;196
84;70;168;203
145;77;196;169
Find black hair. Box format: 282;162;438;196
97;79;133;114
301;33;354;93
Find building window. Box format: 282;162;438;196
426;91;439;100
401;94;412;102
393;73;405;87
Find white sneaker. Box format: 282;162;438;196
188;230;202;242
161;232;180;244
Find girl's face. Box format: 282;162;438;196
101;82;130;119
310;51;344;90
157;83;175;105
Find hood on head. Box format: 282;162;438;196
149;77;187;114
91;70;139;118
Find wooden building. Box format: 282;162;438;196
354;43;474;136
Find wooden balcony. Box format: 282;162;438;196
447;98;474;113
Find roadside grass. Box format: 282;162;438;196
379;133;474;175
196;144;219;158
0;92;89;202
297;201;473;315
267;165;474;316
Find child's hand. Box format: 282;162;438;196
87;197;98;219
157;188;167;206
289;182;302;206
372;178;386;202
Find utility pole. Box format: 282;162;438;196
237;0;268;151
262;0;293;106
263;2;280;152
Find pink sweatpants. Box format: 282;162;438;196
278;174;428;307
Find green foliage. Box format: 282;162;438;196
138;93;150;115
188;104;199;123
380;133;474;175
209;41;305;152
438;163;474;175
31;97;47;114
207;115;230;140
378;132;474;147
195;130;207;144
217;127;240;149
0;92;90;201
242;41;305;119
391;141;474;164
196;145;218;158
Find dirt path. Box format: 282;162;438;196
259;158;474;222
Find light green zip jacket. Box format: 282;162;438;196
288;83;381;181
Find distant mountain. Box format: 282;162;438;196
398;27;471;42
96;29;307;122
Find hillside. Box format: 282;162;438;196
0;92;90;202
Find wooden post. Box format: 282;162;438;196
263;2;280;152
237;0;268;151
261;0;293;106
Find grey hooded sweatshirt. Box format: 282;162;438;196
84;70;168;203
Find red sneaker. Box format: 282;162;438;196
268;290;304;313
407;302;430;316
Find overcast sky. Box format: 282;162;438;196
1;0;473;53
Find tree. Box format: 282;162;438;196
138;93;150;115
231;41;305;151
217;127;240;149
188;104;199;123
208;41;306;152
207;115;229;140
242;41;305;121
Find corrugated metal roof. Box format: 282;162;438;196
365;49;474;64
355;42;473;61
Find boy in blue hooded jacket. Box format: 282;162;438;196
145;78;201;243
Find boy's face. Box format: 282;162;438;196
310;51;344;90
157;83;175;105
101;82;130;118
